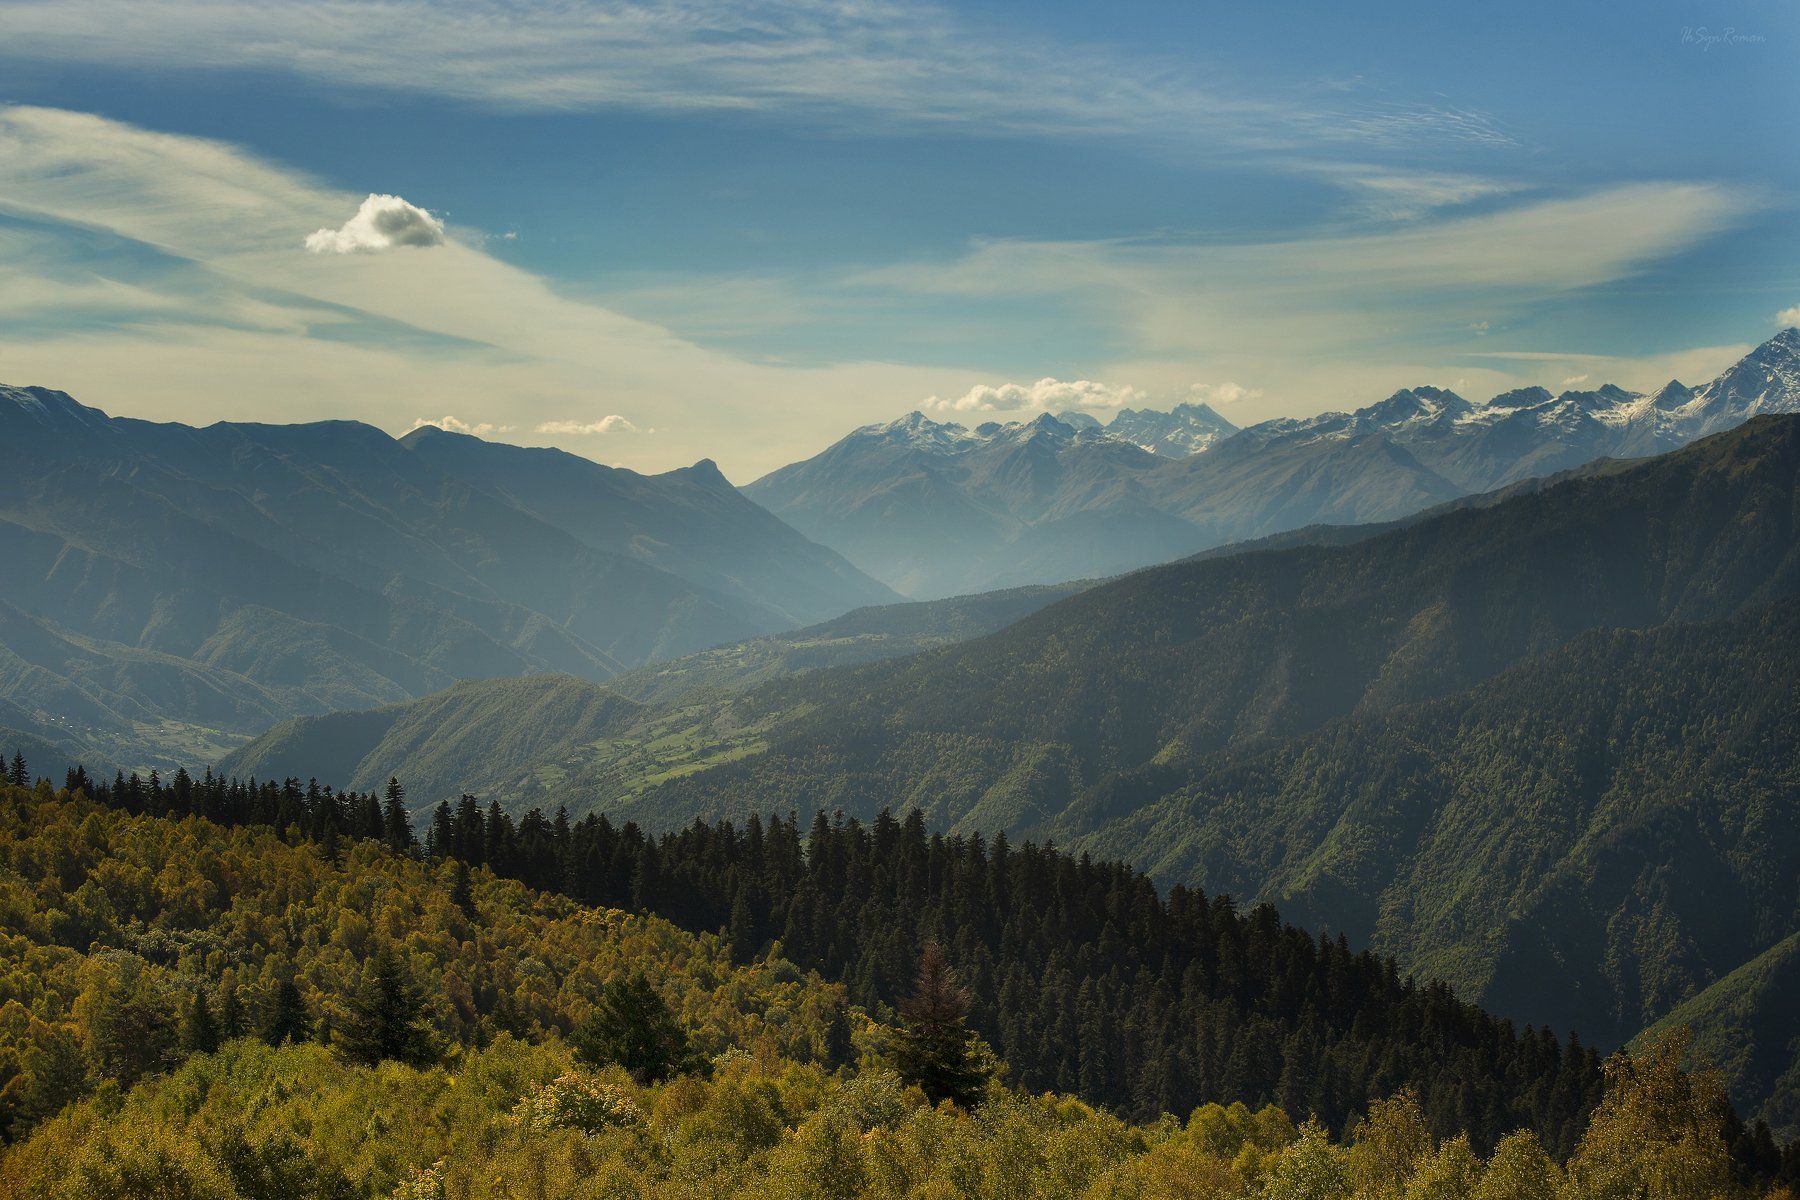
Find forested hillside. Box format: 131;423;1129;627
7;1022;1777;1200
0;781;847;1147
552;417;1800;1124
644;416;1800;841
1070;597;1800;1065
1638;934;1800;1143
219;674;645;807
2;776;1796;1199
202;419;1800;1126
5;768;1613;1152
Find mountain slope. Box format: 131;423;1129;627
656;415;1800;839
0;385;884;768
1073;596;1800;1049
747;410;1456;596
221;581;1092;808
564;417;1800;1114
1104;400;1239;455
220;673;643;806
1638;933;1800;1141
398;425;897;625
608;580;1089;705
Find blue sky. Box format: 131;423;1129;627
0;0;1795;478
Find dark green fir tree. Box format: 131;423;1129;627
569;971;700;1085
891;942;990;1109
336;946;437;1067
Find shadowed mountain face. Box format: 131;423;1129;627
0;388;892;770
397;425;897;627
747;331;1800;597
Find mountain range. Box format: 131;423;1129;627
0;388;894;770
1059;400;1240;456
746;330;1800;596
12;338;1800;1135
226;414;1800;1129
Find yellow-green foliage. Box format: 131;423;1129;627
0;784;846;1137
0;784;1771;1200
1;1028;1764;1200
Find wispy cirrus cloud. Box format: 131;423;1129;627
857;181;1759;365
851;179;1760;419
1300;164;1525;221
0;0;1511;156
0;104;973;478
0;104;1766;473
1464;345;1754;395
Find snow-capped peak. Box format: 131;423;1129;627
1686;327;1800;433
855;410;981;450
0;384;111;429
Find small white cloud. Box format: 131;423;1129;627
1189;381;1262;406
925;377;1145;414
536;416;645;435
1560;374;1590;387
407;415;511;436
1468;320;1490;335
305;193;446;254
1777;304;1800;327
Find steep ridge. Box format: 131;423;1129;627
606;417;1800;1109
1638;933;1800;1140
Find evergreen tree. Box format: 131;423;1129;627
218;985;247;1040
382;778;413;855
450;858;476;918
181;990;220;1055
336;946;437;1067
83;964;180;1087
569;971;699;1085
891;942;989;1109
263;975;310;1046
727;887;758;963
8;752;26;787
